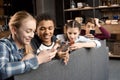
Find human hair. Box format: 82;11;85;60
85;18;95;25
9;11;36;29
64;20;81;34
64;20;81;40
9;11;36;55
36;13;55;28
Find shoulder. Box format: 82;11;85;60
56;34;66;43
31;35;42;51
0;38;12;45
52;35;57;42
56;34;65;40
0;37;14;51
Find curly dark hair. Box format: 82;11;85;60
36;13;55;28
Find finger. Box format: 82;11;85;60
50;50;58;58
69;46;76;50
64;57;69;65
50;54;56;59
64;60;68;65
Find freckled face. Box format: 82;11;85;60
66;27;80;42
36;20;55;45
15;19;36;46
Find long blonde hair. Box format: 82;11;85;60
25;44;33;55
9;11;36;55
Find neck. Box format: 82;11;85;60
42;41;52;46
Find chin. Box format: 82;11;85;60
24;42;30;45
44;40;50;43
44;38;51;41
43;39;51;43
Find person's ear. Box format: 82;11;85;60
11;26;17;35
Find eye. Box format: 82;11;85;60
68;32;72;35
87;25;90;28
49;26;54;30
26;30;32;33
39;27;45;30
74;33;77;35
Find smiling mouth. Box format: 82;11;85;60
26;39;31;42
43;35;51;39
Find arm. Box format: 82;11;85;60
94;18;111;39
77;41;96;48
69;41;97;50
97;27;111;38
69;36;101;51
0;41;57;79
0;43;39;79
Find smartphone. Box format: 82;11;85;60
90;30;95;35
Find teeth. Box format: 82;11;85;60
44;35;50;38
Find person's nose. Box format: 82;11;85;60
45;29;49;34
89;27;93;30
70;34;74;39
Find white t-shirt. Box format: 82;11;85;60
37;42;55;54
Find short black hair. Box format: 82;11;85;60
36;13;55;27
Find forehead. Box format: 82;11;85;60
67;27;80;32
38;20;54;28
20;19;36;29
86;22;95;27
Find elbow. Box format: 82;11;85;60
105;33;111;39
94;41;101;48
0;67;8;79
108;33;111;38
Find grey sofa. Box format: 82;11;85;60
15;40;109;80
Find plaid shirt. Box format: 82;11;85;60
0;36;39;80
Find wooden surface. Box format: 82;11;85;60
64;6;120;11
96;24;120;34
109;52;120;58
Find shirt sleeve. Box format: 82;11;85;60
76;36;101;48
95;26;111;40
91;39;101;48
0;42;39;79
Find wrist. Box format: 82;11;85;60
96;23;101;27
36;56;42;65
77;43;84;48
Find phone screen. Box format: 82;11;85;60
90;30;95;35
